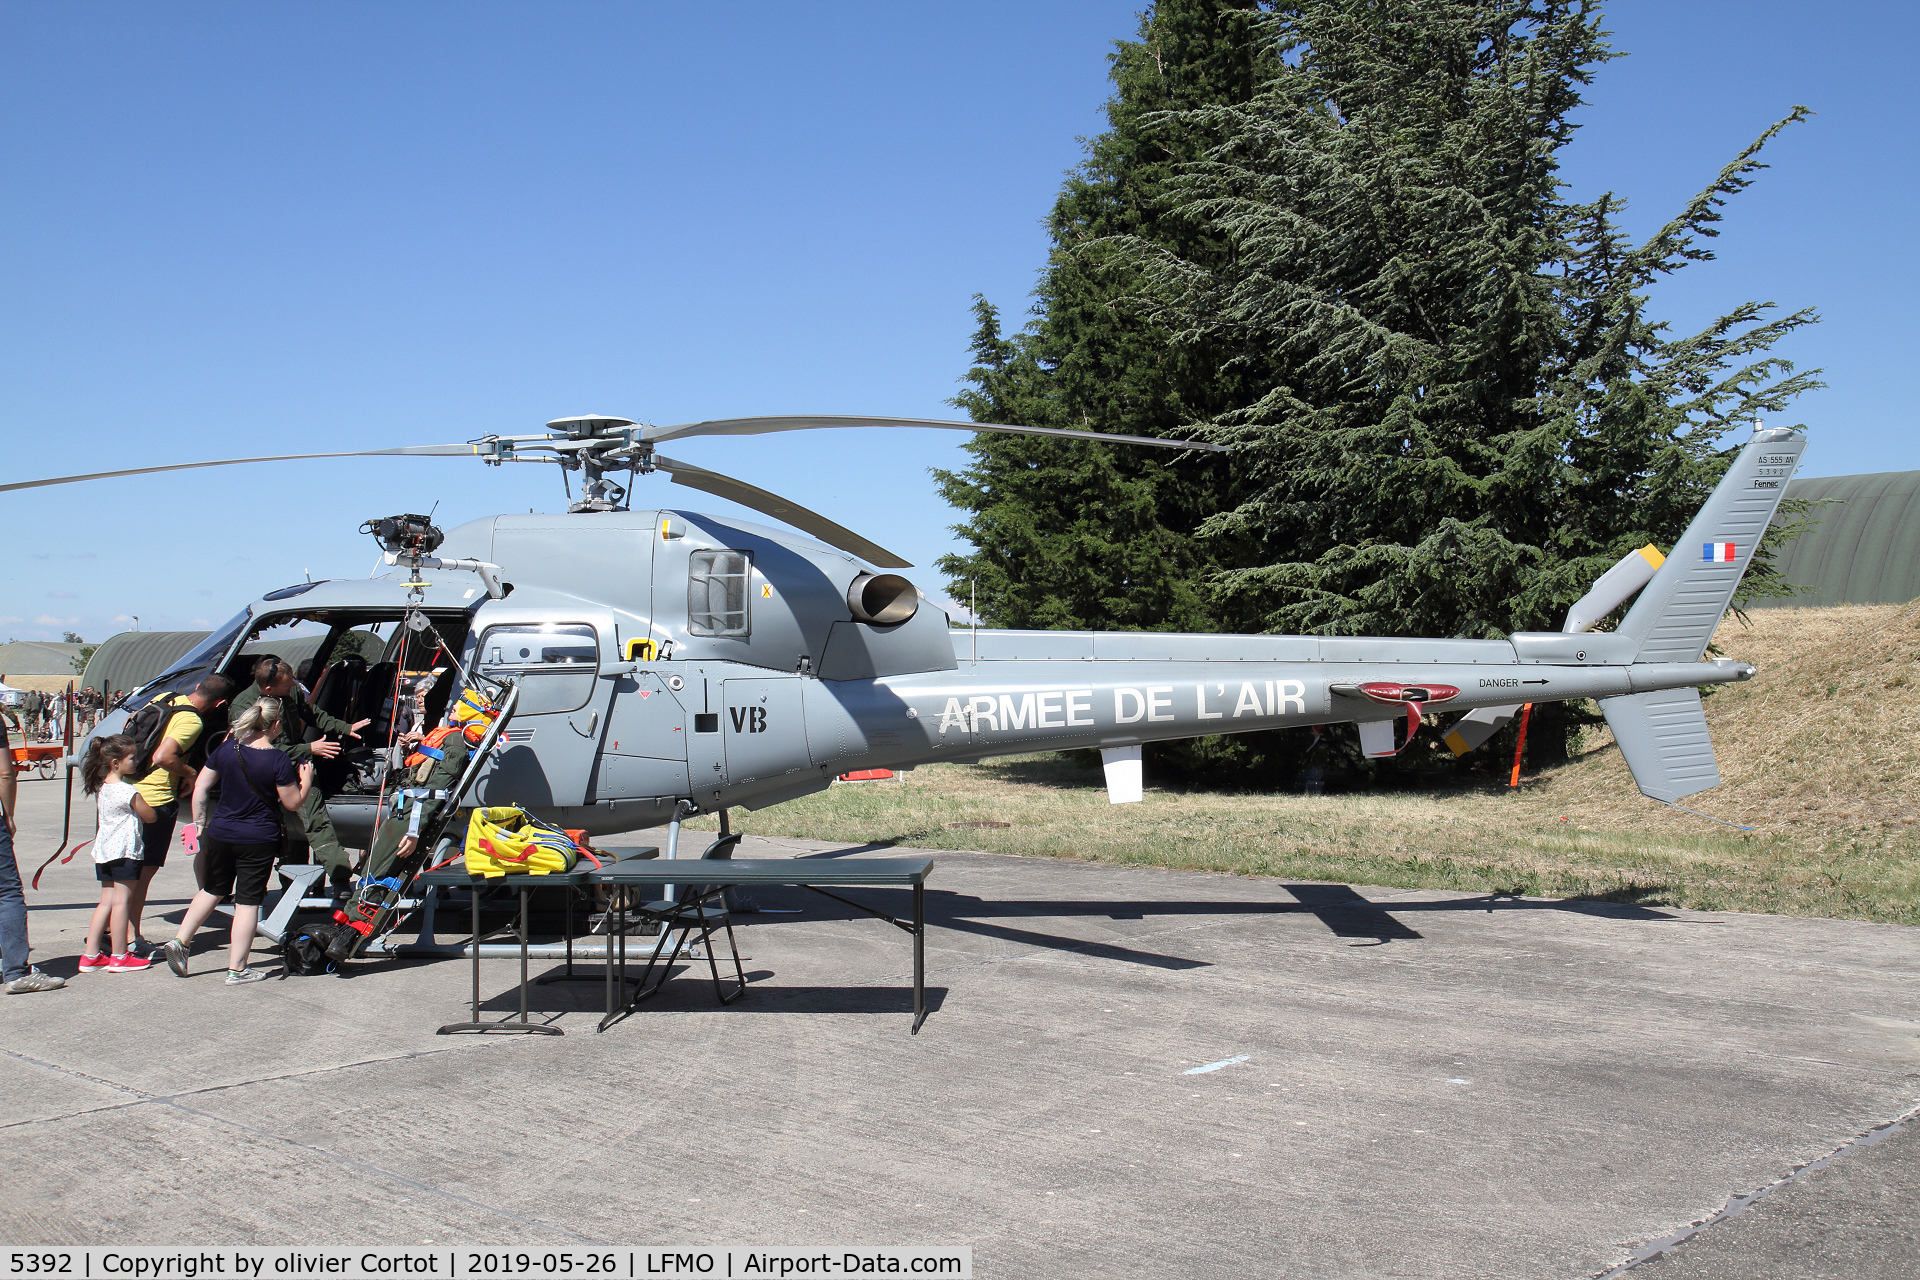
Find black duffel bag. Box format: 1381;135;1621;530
283;923;356;976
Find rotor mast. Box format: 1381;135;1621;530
472;414;655;513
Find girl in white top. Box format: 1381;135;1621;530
79;734;157;973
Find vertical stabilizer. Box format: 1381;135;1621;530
1444;703;1519;756
1616;426;1807;661
1562;544;1665;633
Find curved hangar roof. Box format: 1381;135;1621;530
80;631;208;696
0;641;86;693
82;630;355;696
1756;471;1920;608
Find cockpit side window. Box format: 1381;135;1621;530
475;623;599;715
688;551;751;638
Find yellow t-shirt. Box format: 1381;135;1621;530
134;696;203;808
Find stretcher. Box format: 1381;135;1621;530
227;682;521;954
329;681;521;959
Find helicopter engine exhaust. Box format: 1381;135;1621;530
847;573;919;626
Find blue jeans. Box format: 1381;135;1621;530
0;818;30;982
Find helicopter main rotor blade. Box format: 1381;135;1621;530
0;445;482;494
642;414;1229;451
652;454;912;569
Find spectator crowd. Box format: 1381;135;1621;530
0;656;480;993
0;684;109;742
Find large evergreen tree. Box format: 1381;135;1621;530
946;0;1819;779
1119;0;1817;766
935;0;1276;633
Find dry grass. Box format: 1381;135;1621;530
691;603;1920;925
1529;601;1920;840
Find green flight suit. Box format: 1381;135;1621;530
364;731;473;883
228;681;360;883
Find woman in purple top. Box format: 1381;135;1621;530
166;696;313;984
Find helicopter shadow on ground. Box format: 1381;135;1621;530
742;870;1689;961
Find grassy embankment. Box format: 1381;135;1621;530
689;602;1920;925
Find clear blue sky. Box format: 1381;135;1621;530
3;2;1913;645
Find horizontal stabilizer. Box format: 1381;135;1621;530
1102;746;1143;804
1599;687;1721;803
1443;704;1521;757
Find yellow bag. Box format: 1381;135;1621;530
464;806;583;878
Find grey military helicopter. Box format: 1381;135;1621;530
9;412;1802;865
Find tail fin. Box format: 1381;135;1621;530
1615;425;1808;661
1599;687;1719;802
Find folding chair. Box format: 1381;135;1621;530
629;832;746;1006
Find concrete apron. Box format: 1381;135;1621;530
3;778;1918;1279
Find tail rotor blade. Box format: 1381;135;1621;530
642;414;1227;452
0;445;481;494
1562;544;1666;634
1443;704;1522;757
652;454;911;568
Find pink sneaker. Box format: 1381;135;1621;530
77;953;111;973
107;953;151;973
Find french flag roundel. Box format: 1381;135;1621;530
1703;541;1737;562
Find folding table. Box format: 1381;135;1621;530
417;863;595;1036
588;857;936;1035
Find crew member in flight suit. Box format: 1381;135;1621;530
329;690;497;962
228;658;370;889
361;689;496;883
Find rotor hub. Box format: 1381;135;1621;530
546;414;638;440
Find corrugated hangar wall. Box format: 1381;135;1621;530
80;631;205;696
1753;471;1920;608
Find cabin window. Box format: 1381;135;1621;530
688;551;751;638
475;622;598;715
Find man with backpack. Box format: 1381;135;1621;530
227;658;370;891
125;673;235;951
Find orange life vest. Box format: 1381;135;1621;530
404;725;469;769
